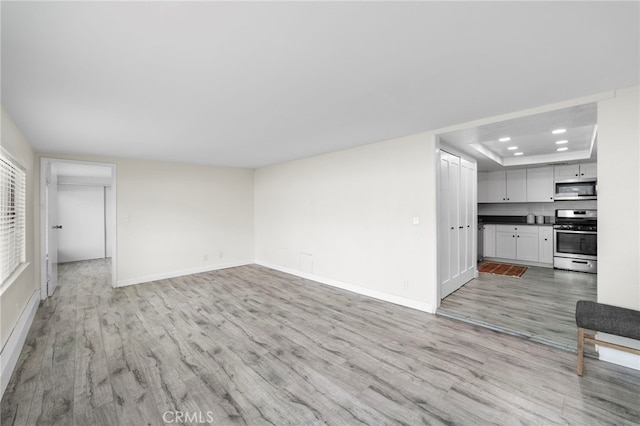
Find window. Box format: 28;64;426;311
1;149;26;284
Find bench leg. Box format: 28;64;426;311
577;327;584;376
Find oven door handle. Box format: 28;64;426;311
554;230;597;235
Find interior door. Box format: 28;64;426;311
46;163;60;296
460;158;475;277
440;151;462;298
57;185;106;263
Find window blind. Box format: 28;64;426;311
1;151;26;284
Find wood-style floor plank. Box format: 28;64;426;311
438;265;597;350
2;259;638;426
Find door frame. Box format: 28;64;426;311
40;158;117;299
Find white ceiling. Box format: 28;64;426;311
2;2;638;168
439;103;599;171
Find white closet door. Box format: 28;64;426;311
440;151;476;299
58;185;106;263
440;151;462;298
448;154;461;282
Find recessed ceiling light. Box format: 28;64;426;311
552;129;567;134
499;137;511;142
557;147;568;152
514;152;524;156
555;140;568;145
507;146;518;150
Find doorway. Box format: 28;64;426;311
40;158;116;299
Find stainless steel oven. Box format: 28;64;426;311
553;209;597;273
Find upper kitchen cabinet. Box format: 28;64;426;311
478;169;526;203
554;162;597;181
526;166;554;202
506;170;527;202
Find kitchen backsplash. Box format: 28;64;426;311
477;200;597;217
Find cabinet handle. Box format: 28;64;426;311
451;227;454;230
507;198;510;200
575;173;579;176
459;226;464;229
503;198;506;201
544;238;548;241
512;235;515;238
467;225;470;228
517;235;520;238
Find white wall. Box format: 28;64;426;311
596;86;640;369
0;107;37;350
255;132;439;312
598;85;640;310
1;107;39;398
37;155;255;286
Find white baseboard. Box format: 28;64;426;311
255;260;434;314
596;333;640;371
598;348;640;371
116;260;254;287
1;289;40;399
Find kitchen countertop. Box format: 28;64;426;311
479;215;555;226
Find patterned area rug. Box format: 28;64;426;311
479;262;527;278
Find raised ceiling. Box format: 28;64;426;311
439;103;599;171
2;2;638;168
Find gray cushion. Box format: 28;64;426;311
576;300;640;341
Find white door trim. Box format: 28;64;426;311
40;158;117;298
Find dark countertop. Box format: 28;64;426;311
479;215;555;226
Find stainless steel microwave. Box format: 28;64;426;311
554;180;597;200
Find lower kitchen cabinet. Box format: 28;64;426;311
538;227;554;264
516;228;539;262
483;224;496;258
495;225;539;262
495;229;516;259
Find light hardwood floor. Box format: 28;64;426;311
438;265;597;351
2;259;639;425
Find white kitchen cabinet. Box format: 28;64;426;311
495;225;539;261
515;226;539;262
554;164;580;180
486;171;506;202
477;172;489;203
495;227;517;259
506;169;527;202
483;224;496;258
526;166;554;202
579;162;597;179
482;169;526;203
538;227;554;264
555;162;597;180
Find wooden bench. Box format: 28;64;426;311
575;300;640;375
